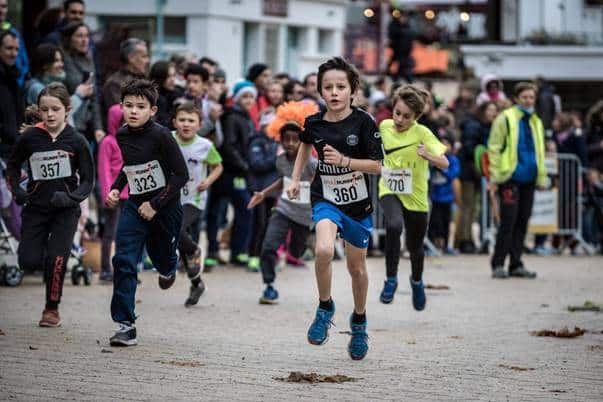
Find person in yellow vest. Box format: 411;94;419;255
488;82;547;279
378;85;449;308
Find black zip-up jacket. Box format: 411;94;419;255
219;105;254;177
0;61;23;159
111;120;188;211
7;124;94;209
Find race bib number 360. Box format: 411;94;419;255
29;150;72;181
320;171;368;205
382;167;412;194
123;160;166;195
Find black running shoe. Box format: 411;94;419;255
158;272;176;289
110;323;137;346
185;248;203;279
184;280;206;307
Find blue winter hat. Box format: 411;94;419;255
232;79;257;103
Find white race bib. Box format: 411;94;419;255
29;150;72;181
123;160;166;195
320;171;368;205
283;176;310;204
382;167;413;194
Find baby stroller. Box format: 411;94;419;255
0;213;22;286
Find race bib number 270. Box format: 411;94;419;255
29;150;72;181
382;167;412;194
123;160;166;195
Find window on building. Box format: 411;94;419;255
264;24;280;71
318;29;334;54
98;16;186;44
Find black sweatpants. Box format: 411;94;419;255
428;201;452;249
179;204;203;258
380;195;429;281
260;211;310;284
491;181;535;270
19;204;81;309
101;204;121;274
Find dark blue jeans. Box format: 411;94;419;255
205;172;251;258
111;200;183;324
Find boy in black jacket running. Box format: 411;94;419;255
106;79;188;346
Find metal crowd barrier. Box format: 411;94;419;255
481;153;595;255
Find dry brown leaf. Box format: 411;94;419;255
530;326;586;338
0;329;5;336
498;364;534;371
274;371;357;384
425;284;450;290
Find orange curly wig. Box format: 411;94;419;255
265;100;319;141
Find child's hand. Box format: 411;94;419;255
287;180;300;200
417;143;428;159
106;189;120;208
247;191;265;209
196;179;211;192
323;144;345;167
138;201;157;221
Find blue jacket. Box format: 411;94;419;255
430;154;460;204
511;107;538;183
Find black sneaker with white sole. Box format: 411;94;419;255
109;323;137;346
158;272;176;289
184;279;206;307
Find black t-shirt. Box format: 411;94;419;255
300;107;383;220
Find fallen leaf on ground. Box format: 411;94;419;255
540;304;549;308
530;327;586;338
549;390;567;393
156;359;203;368
588;345;603;351
498;364;534;371
407;340;416;345
567;301;602;312
0;329;5;335
101;348;113;353
338;331;352;335
449;336;463;340
274;372;358;384
28;346;38;350
135;299;142;304
426;284;450;290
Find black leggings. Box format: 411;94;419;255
249;197;276;258
19;204;81;309
380;195;428;281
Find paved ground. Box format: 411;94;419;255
1;254;602;401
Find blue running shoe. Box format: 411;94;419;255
259;284;279;304
379;277;398;304
410;277;426;311
348;315;369;360
307;302;335;345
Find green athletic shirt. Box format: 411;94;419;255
378;119;446;212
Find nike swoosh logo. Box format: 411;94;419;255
384;143;416;155
314;138;324;144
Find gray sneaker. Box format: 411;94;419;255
492;266;508;279
509;266;537;279
184;280;206;307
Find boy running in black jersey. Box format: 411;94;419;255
287;58;383;360
106;79;188;346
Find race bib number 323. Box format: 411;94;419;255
29;150;72;181
320;171;368;205
123;160;166;195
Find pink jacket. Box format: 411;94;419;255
98;104;128;201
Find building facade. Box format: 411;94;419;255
49;0;347;81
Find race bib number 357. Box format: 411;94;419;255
123;160;166;195
29;150;72;181
382;167;412;194
320;171;368;205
